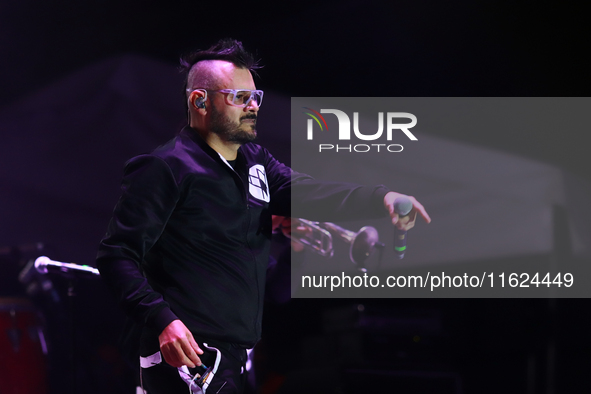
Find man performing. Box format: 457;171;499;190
96;39;430;394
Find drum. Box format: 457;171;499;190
0;298;47;394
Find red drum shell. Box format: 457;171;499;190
0;298;47;394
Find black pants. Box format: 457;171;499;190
139;330;248;394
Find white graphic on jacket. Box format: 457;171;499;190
248;164;270;202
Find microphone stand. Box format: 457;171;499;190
34;256;100;394
68;278;76;394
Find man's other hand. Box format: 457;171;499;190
271;215;310;252
383;192;431;230
158;320;204;368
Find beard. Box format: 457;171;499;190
209;105;257;144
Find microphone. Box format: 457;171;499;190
34;256;100;278
393;197;413;259
18;258;61;302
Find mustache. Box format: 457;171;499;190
241;114;257;121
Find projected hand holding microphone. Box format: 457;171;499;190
289;194;431;268
386;193;431;259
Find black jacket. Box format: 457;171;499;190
97;126;389;348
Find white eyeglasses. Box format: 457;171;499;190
187;88;264;108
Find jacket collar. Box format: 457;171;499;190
180;125;247;171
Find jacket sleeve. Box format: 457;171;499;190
263;148;390;221
96;155;180;334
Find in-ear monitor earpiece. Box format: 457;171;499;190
195;97;206;109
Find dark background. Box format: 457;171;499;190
1;1;589;393
2;1;589;181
